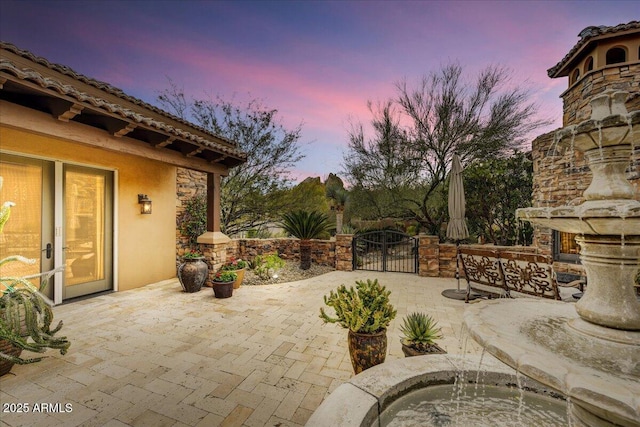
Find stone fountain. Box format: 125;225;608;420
465;90;640;426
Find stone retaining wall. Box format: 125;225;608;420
183;232;562;283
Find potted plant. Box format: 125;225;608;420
211;270;237;299
280;210;332;270
399;312;446;357
222;257;248;289
0;193;71;376
177;250;208;293
320;279;396;374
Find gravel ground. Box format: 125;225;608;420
242;260;335;286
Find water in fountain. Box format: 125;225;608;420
378;384;567;427
466;90;640;427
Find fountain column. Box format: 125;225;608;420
575;235;640;331
467;90;640;427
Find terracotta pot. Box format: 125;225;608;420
0;339;23;377
178;257;208;293
400;340;446;357
232;268;245;289
212;281;234;298
347;329;387;374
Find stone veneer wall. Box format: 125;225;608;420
175;162;601;280
235;238;336;266
176;167;207;263
561;63;640;126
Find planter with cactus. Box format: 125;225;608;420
400;312;445;357
320;279;396;374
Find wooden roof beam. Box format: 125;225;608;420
112;122;137;138
153;137;175;148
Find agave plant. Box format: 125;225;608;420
280;210;332;270
399;312;443;351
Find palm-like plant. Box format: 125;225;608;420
280;210;332;270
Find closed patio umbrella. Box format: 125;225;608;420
442;154;474;300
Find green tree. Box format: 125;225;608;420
464;152;534;245
157;81;304;236
343;63;548;236
281;177;329;214
325;173;348;233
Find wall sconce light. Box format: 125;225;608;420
138;194;152;214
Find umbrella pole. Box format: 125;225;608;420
455;240;461;291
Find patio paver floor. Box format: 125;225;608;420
0;271;483;427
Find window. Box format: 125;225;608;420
606;47;627;65
553;231;580;263
584;56;593;73
571;69;580;84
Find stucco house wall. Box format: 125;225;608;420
1;115;177;291
1;41;246;302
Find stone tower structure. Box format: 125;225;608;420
530;21;640;274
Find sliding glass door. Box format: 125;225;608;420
63;165;113;299
0;154;113;301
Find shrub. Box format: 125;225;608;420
252;254;285;280
179;194;207;247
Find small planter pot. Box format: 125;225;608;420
232;268;245;289
178;257;208;293
400;340;447;357
347;329;387;374
212;281;234;298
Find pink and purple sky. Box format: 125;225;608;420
1;1;638;182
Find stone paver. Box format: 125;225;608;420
0;271;482;426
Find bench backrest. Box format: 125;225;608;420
458;248;505;292
499;251;560;300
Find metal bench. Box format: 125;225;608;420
458;248;508;303
459;248;584;303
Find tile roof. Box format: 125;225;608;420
0;41;246;161
547;21;640;78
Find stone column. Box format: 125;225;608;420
335;234;353;271
197;172;232;284
418;235;440;277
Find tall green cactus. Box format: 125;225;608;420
320;279;397;334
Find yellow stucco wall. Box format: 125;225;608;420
0;125;177;292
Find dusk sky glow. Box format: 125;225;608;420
1;1;638;182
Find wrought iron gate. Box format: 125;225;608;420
353;230;418;273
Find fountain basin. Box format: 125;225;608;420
556;110;640;152
516;200;640;235
464;299;640;427
305;354;567;427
